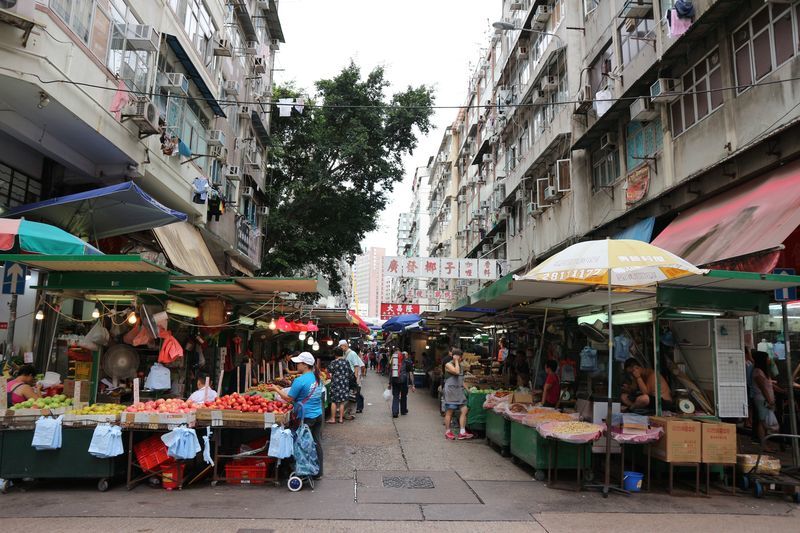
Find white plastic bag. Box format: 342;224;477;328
383;388;392;401
161;426;201;460
268;424;294;459
88;424;124;458
81;321;110;349
202;427;214;466
144;363;171;390
32;416;63;450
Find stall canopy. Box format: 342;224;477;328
0;253;172;273
652;159;800;271
165;35;226;117
382;313;424;332
153;222;220;276
169;275;328;303
614;216;655;242
0;218;102;256
2;182;188;240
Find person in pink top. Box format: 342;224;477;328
6;364;41;405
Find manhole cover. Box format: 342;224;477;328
382;475;435;489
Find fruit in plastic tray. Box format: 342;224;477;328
12;395;73;410
70;403;127;415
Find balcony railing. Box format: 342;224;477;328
236;218;262;267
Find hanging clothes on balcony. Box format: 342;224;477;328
192;177;209;204
666;9;692;38
207;187;222;222
178;140;192;157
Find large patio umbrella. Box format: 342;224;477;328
0;218;102;256
522;238;704;495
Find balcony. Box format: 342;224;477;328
236;218;263;268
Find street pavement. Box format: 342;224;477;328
1;368;798;532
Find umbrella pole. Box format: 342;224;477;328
532;308;548;391
604;275;614;495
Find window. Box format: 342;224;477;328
105;1;149;93
0;163;42;209
670;48;723;136
50;0;94;43
584;0;600;16
626;119;663;170
619;18;655;66
589;45;615;93
591;144;620;189
733;3;800;93
169;0;218;73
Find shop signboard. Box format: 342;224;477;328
405;289;455;301
1;262;26;295
380;303;420;320
382;256;498;280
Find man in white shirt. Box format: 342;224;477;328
187;373;218;404
340;339;365;416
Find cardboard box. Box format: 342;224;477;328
650;416;701;463
701;421;737;464
63;380;91;403
510;392;533;404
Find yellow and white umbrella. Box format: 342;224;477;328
522;238;704;285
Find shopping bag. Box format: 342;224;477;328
293;422;319;477
579;346;598;371
88;424;124;458
202;427;214;466
83;321;110;347
161;426;201;460
268;424;294;459
383;388;392;402
32;416;63;450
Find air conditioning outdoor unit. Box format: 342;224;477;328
482;153;493;163
517;46;529;59
527;201;542;216
0;0;35;18
600;132;617;151
207;130;226;147
214;37;233;57
515;189;525;202
630;96;660;121
162;73;189;95
270;39;280;51
225;165;241;180
121;98;159;137
252;56;266;74
534;5;551;22
556;159;572;192
543;185;559;201
126;24;159;52
257;206;270;216
650;78;682;102
238;105;252;118
532;89;547;105
240;186;254;198
224;80;240;96
480;200;490;209
247;149;263;168
541;76;558;93
244;41;258;55
574;85;593;114
209;146;228;162
510;2;526;11
482;244;493;253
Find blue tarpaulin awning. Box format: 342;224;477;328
614;216;656;242
2;181;188;240
382;314;425;332
165;34;226;118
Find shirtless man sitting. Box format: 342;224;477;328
621;358;674;413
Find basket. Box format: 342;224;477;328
134;434;170;471
161;461;185;490
225;457;273;484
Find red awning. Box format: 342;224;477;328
652;159;800;268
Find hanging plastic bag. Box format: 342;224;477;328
268;424;294;459
292;422;319;477
32;416;63;450
383;388;392;402
161;426;201;460
88;424;124;458
202;427;214;466
123;323;140;345
144;363;171;390
579;346;598;372
83;320;110;347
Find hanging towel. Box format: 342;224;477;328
294;97;305;114
277;98;294;117
192;177;209;202
109;79;130;121
158;328;184;363
178;140;192;157
667;9;692;38
594;88;613;117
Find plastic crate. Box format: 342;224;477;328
133;434;170;471
225;457;272;484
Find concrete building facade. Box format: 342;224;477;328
351;246;385;320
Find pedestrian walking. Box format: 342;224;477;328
442;348;473;440
388;349;415;418
326;347;352;424
340;339;365;416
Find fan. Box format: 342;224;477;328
101;344;140;387
140;304;159;338
579;320;608;343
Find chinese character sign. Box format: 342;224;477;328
479;259;497;280
380;303;420;320
383;256;402;277
460;259;477;280
382;257;498;280
440;259;459;279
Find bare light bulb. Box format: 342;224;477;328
127;311;137;324
307;336;314;346
35;308;44;320
312;342;320;351
326;339;333;346
298;331;306;341
92;308;100;319
268;318;276;330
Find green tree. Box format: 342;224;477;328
260;62;434;295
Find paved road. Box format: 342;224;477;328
1;369;798;532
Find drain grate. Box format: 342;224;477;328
382;475;435;489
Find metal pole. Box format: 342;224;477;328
781;301;799;467
603;275;614;496
6;294;17;359
532;308;549;390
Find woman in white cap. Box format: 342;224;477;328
268;351;325;478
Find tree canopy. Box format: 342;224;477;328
260;62;435;295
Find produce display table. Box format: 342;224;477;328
466;392;488;431
545;437;593;492
485;410;511;454
611;429;663;492
0;427;124;491
509;421;592;481
125;426;193;491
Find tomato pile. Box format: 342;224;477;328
205;392;293;414
125;398;198;413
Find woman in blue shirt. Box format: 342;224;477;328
269;351;325;478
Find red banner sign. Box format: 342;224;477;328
380;303;420;320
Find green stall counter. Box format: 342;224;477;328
510;421;592;474
0;427;125;491
466;392;488;431
486;410;511;450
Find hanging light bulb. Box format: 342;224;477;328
268;318;276;330
307;335;314;346
326;339;333;346
298;331;306;341
127;310;138;324
92;307;100;319
35;307;44;321
312;342;320;351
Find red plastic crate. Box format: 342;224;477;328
224;457;274;484
134;434;170;471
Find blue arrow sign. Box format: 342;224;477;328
773;267;797;302
2;262;27;295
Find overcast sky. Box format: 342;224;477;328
274;0;500;253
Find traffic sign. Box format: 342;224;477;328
1;262;27;295
773;267;797;302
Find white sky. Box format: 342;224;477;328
274;0;501;252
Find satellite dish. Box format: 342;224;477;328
140;304;159;338
579;320;607;343
102;344;139;387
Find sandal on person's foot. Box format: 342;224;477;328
326;420;337;424
344;415;355;420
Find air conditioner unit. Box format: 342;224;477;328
493;232;506;243
480;200;490;209
240;186;254;198
527;201;542;216
515;189;525;202
556;159;572;192
650;78;682;102
482;153;493;163
574;85;593;114
600;132;617;151
207;130;226;147
257;206;270;216
252;56;267;74
543;185;559;201
456;230;466;239
536;178;551;208
532;89;547;105
246;149;262;168
209;146;228;162
244;41;258;55
270;39;280;51
238;105;252;118
541;76;558;93
496;168;506;179
121;98;160;136
161;73;189;95
457;194;466;203
534;5;551;22
482;244;493;253
509;2;526;11
224;80;240;96
225;165;241;180
517;46;529;59
214;37;233;57
126;24;159;52
257;0;269;8
630;96;659;122
0;0;35;18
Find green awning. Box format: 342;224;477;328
0;254;173;273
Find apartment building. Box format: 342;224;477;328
424;0;800;309
351;246;385;319
0;0;284;276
